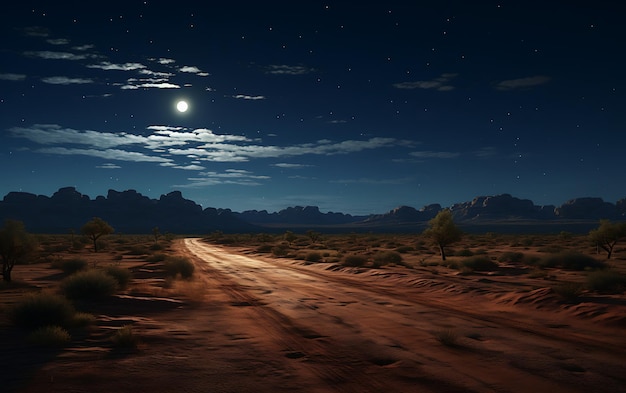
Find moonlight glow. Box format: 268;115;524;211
176;100;189;113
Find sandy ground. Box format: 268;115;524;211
3;238;626;393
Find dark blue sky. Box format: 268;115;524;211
1;1;624;214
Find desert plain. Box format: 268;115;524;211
1;231;625;393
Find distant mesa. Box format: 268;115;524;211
0;187;624;234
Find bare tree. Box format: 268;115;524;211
0;220;37;282
81;217;114;252
423;210;462;261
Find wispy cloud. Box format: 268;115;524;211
273;163;313;168
393;73;458;91
120;81;180;89
265;64;315;75
22;27;50;37
72;44;95;51
330;177;413;185
87;62;146;71
495;76;550;90
410;150;460;159
37;147;172;163
41;76;93;85
46;38;70;45
176;169;270;188
96;163;122;169
10;124;410;173
24;50;89;60
231;94;266;100
0;73;26;81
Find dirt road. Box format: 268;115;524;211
179;238;626;393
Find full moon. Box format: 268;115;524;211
176;100;189;112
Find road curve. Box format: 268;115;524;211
180;238;625;393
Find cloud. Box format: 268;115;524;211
96;163;122;169
37;147;172;163
330;177;413;185
176;169;270;188
155;58;176;65
393;73;458;91
72;44;95;51
121;82;180;89
22;27;50;38
231;94;266;100
41;76;93;85
46;38;70;45
9;124;147;148
473;146;498;158
273;163;312;168
87;62;146;71
495;76;551;90
24;51;88;60
0;73;26;81
138;69;174;78
410;150;460;159
179;66;209;76
265;64;316;75
171;164;206;171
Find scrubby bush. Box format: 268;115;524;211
342;255;367;267
271;245;289;257
372;251;403;267
498;252;525;263
104;266;132;289
111;325;140;349
586;270;626;293
461;256;498;271
61;270;119;299
455;249;474;257
305;252;323;262
164;256;195;279
395;246;414;253
256;244;273;253
27;325;71;347
11;293;75;329
538;252;605;271
434;329;459;347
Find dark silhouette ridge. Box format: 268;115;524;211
0;187;624;234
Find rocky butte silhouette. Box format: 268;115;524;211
0;188;624;234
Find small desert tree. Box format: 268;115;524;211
152;226;160;245
589;220;626;259
81;217;114;253
423;209;462;261
0;220;37;282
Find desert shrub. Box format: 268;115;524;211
395;246;414;253
11;293;75;329
146;253;166;262
461;256;498;271
342;255;367;267
538;245;564;253
54;258;88;274
539;252;605;271
498;252;525;263
104;266;132;289
125;245;150;255
528;268;549;279
111;325;140;349
455;249;474;257
164;256;195;279
27;325;71;347
305;252;323;262
71;312;96;327
61;270;119;299
552;282;584;301
256;244;273;253
149;243;164;251
434;329;459;347
271;245;289;257
372;251;403;267
586;270;626;293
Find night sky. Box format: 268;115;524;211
1;1;624;215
